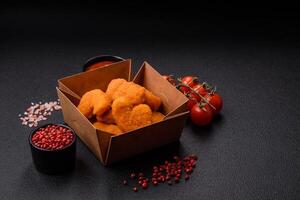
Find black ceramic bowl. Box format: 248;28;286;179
29;124;76;174
83;55;125;72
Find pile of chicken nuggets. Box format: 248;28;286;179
77;79;165;135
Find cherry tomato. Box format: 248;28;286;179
181;76;198;88
178;76;198;94
190;104;213;126
187;91;201;102
205;93;223;114
187;93;199;110
178;85;191;94
192;84;207;97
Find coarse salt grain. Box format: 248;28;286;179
19;100;62;128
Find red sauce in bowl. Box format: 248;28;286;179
86;61;114;71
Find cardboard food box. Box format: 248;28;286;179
56;60;189;165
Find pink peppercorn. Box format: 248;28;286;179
142;182;148;189
123;154;198;192
153;180;158;186
31;125;74;150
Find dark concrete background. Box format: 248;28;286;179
0;2;299;200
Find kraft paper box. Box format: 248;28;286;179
56;60;189;165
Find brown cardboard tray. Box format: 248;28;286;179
56;60;189;165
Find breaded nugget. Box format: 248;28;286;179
144;90;161;111
77;91;94;118
111;97;133;131
93;121;122;135
130;104;152;129
151;112;165;123
96;109;115;124
77;89;111;119
106;78;127;98
92;90;111;117
106;79;162;110
112;97;152;132
108;81;146;105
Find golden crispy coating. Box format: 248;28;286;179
151;112;165;123
77;89;111;119
144;90;161;111
106;79;162;111
77;91;94;118
106;78;127;98
93;121;122;135
92;90;111;117
130;104;152;129
96;109;115;124
112;97;152;132
107;81;146;105
79;79;163;134
111;97;133;131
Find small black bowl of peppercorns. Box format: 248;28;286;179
29;123;77;174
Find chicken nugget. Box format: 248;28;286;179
96;109;115;124
93;121;122;135
77;92;94;118
144;90;161;111
78;89;100;118
151;112;165;123
111;97;133;131
106;78;127;98
92;90;111;117
77;89;111;119
112;97;152;132
129;104;152;129
110;81;146;105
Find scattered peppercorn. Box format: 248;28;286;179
141;182;148;189
184;175;190;180
122;154;198;192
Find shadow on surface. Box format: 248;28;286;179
188;114;224;141
108;141;182;172
16;157;90;190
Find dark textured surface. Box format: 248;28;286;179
0;4;299;200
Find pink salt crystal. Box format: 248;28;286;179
19;99;61;128
54;105;61;110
